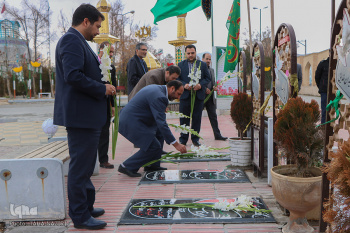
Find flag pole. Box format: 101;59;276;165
247;0;253;55
211;0;214;47
270;0;275;50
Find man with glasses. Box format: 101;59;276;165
127;42;148;100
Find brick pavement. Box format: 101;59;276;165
2;115;322;233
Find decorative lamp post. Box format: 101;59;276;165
28;63;32;98
252;6;268;41
12;66;23;98
30;61;41;95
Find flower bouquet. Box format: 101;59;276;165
133;195;271;214
99;45;120;159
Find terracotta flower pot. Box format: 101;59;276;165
271;165;322;233
228;137;251;166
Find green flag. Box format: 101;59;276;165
224;0;240;72
151;0;201;25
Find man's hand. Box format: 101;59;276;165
213;86;218;91
111;107;115;117
205;88;211;95
184;84;192;91
193;83;201;91
165;107;169;113
105;84;116;95
173;142;187;154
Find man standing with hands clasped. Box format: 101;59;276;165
54;4;115;230
177;45;210;147
202;53;227;141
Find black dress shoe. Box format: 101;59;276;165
118;165;141;177
144;166;168;172
90;208;105;218
192;141;201;147
100;162;114;169
74;217;107;230
215;136;228;141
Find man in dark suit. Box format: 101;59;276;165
97;41;117;169
128;65;181;100
127;42;148;99
177;45;211;147
118;81;187;177
202;53;227;141
315;57;329;123
54;4;115;230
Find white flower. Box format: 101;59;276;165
214;199;231;211
172;124;191;134
235;195;253;208
188;62;201;87
99;46;112;82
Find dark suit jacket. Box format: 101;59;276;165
205;67;217;106
127;54;148;96
177;60;211;100
54;27;106;129
128;68;166;100
119;85;175;151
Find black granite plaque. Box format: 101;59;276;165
119;197;275;225
139;169;250;184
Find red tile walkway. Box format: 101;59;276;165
62;115;319;233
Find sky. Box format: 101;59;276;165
3;0;343;63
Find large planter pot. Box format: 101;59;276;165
271;165;322;233
228;137;251;166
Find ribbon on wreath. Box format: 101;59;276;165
316;90;343;128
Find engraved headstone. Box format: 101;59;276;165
335;61;350;102
140;169;250;184
275;69;290;104
119;197;275;224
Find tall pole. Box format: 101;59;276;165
259;9;261;41
211;1;214;47
270;0;275;49
247;0;253;55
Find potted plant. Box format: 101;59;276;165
271;97;324;233
322;139;350;233
229;92;253;166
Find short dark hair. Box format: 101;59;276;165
72;4;105;27
99;41;110;50
136;42;147;50
185;44;196;52
202;53;211;59
166;65;181;76
167;80;183;91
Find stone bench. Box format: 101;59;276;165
17;140;99;176
38;92;51;98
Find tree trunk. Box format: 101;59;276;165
32;73;38;98
6;77;13;98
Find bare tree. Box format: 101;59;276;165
57;9;70;36
6;0;53;98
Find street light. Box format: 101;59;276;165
297;40;307;55
253;6;268;41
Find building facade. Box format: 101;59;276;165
0;19;28;67
297;49;329;96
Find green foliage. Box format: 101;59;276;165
274;97;324;176
230;92;253;139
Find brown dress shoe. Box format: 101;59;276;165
100;162;114;169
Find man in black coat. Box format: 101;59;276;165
315;57;329;123
127;42;148;99
97;41;117;169
202;53;227;141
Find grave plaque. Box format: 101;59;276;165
119;197;275;224
140;169;250;184
275;69;290;105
